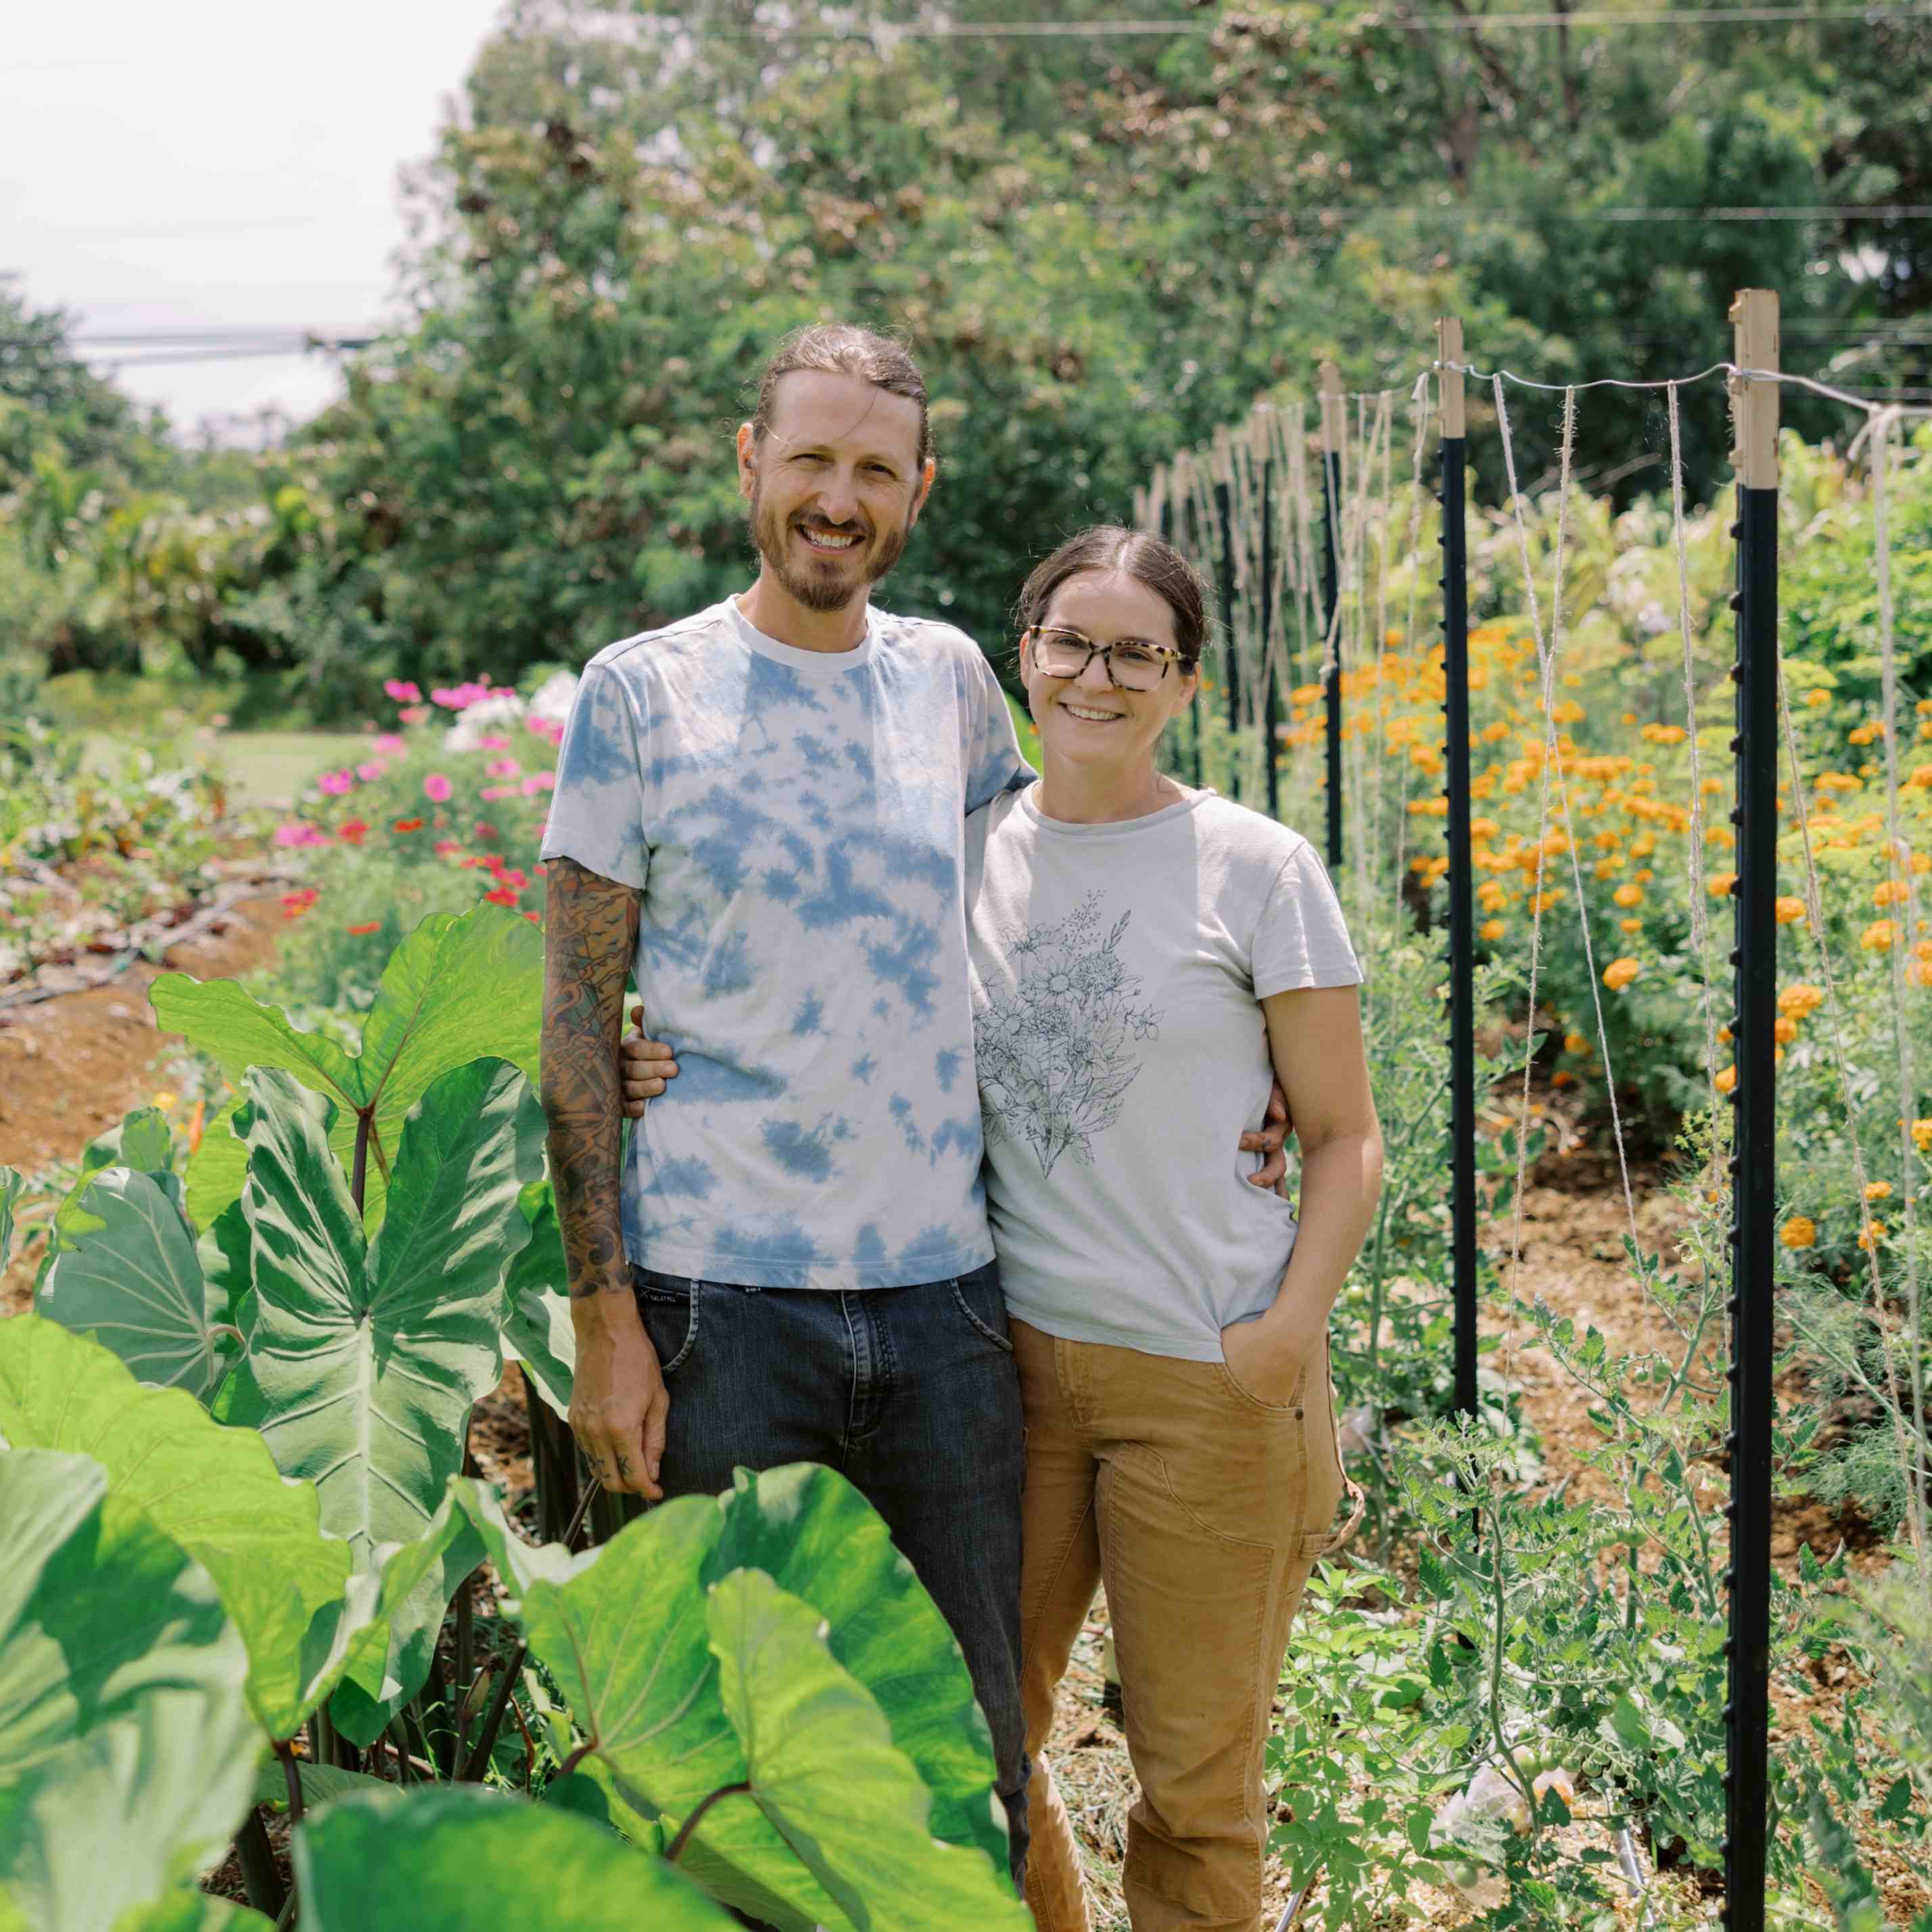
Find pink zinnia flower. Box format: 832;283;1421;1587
374;733;406;755
433;839;462;857
398;705;429;725
480;734;510;752
384;680;421;703
274;821;331;848
520;772;555;796
486;757;521;779
356;760;387;782
318;770;354;797
423;773;453;803
479;784;517;801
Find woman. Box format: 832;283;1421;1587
621;525;1380;1932
968;527;1378;1932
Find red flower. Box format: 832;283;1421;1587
337;820;369;847
346;922;380;935
473;821;500;841
433;839;461;858
393;817;424;833
484;886;520;907
523;909;542;924
496;867;529;890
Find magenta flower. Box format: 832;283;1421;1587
356;760;387;782
384;680;421;703
486;757;521;779
273;821;331;847
520;772;555;795
479;784;517;801
374;733;406;755
423;773;453;803
479;734;511;752
318;770;354;796
398;705;429;725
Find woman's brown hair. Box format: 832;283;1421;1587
1014;526;1208;665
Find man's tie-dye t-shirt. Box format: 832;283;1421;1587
540;594;1035;1288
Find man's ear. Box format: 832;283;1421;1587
909;454;937;524
735;421;757;499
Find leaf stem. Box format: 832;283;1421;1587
461;1643;529;1783
275;1740;305;1828
233;1807;287;1918
350;1110;373;1217
666;1782;754;1862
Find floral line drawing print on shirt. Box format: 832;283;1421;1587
975;891;1162;1178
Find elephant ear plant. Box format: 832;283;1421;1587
0;907;1029;1929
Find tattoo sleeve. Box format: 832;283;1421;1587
540;857;644;1299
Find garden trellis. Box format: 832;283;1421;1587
1142;287;1932;1930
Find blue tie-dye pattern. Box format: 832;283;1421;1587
539;597;1035;1288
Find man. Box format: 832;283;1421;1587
542;323;1286;1883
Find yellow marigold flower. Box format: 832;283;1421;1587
1781;1217;1816;1249
1622;710;1639;725
1478;918;1505;941
1552;699;1586;726
1919;699;1932;717
1620;916;1642;933
1701;776;1725;796
1718;1024;1733;1045
1715;1064;1738;1093
1595;857;1619;881
1874;878;1910;907
1529;889;1563;914
1864;1180;1893;1201
1806;689;1833;708
151;1091;178;1110
1858;1220;1887;1251
1774;1016;1798;1043
1862;920;1897;952
1912;1118;1932;1153
1708;872;1739;899
1775;897;1808;925
1613;883;1644;909
1603;957;1641;991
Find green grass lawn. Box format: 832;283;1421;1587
81;728;371;809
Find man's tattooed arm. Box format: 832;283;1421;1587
541;857;644;1300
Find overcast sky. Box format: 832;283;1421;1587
3;1;508;440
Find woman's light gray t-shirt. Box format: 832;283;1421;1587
963;786;1363;1362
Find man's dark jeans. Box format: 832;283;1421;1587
630;1256;1031;1884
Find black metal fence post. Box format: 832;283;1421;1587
1215;475;1240;803
1436;319;1479;1427
1260;453;1281;819
1319;360;1344;870
1722;287;1780;1932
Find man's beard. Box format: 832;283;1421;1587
749;477;912;613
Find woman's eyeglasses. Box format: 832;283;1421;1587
1024;626;1188;692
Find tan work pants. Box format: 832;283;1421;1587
1014;1318;1360;1932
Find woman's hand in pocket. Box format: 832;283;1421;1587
1221;1299;1328;1408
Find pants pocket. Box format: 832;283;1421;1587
630;1268;699;1375
951;1264;1014;1354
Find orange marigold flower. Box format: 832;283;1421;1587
1778;984;1824;1018
1708;872;1739;898
1874;879;1910;908
1781;1217;1816;1249
1715;1064;1738;1093
1613;883;1643;909
1603;957;1641;991
1861;920;1897;952
1563;1032;1590;1055
1858;1221;1887;1250
1619;917;1642;933
1480;918;1506;941
1864;1180;1893;1201
1912;1118;1932;1153
1774;897;1808;925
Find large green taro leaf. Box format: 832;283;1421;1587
153;901;542;1229
0;1316;367;1741
295;1787;737;1932
500;1181;574;1419
37;1167;237;1400
228;1058;541;1741
707;1569;1031;1931
436;1467;1020;1931
705;1464;1008;1870
0;1448;259;1932
110;1895;275;1932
